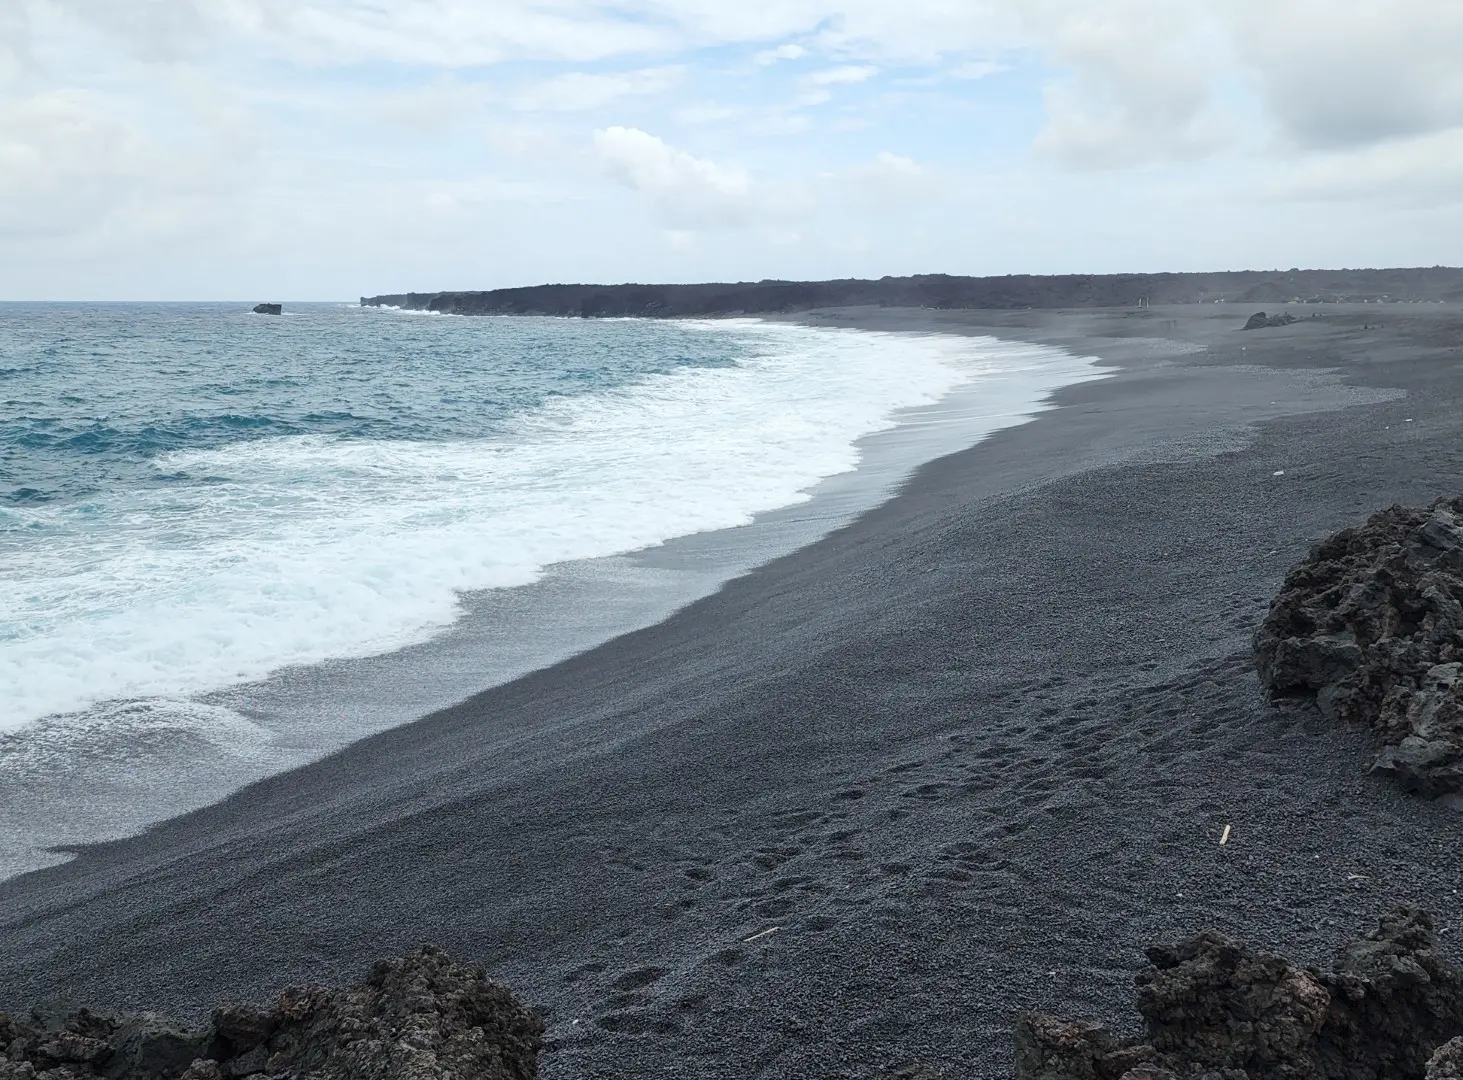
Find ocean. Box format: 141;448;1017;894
0;302;1104;878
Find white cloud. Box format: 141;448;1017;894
1022;1;1232;168
10;0;1463;296
950;60;1004;80
0;4;31;82
866;151;922;177
29;0;675;67
40;0;209;62
29;0;1461;158
754;43;807;66
484;122;572;162
1014;0;1463;168
893;58;1005;87
23;0;1013;68
833;151;937;206
593;126;755;227
801;2;1017;63
513;67;684;112
374;79;496;129
804;65;880;87
1267;127;1463;204
1218;0;1463;149
0;89;232;243
751;111;814;135
33;0;1461;169
674;103;744;125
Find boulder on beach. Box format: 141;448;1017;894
252;303;282;315
1243;310;1299;330
1254;496;1463;795
1015;906;1463;1080
0;946;542;1079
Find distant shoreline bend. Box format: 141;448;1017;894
361;266;1463;318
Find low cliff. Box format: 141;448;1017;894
361;267;1463;318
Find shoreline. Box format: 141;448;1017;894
2;303;1461;1079
0;324;1104;882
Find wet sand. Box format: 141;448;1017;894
3;304;1463;1078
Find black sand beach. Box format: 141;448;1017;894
3;304;1463;1079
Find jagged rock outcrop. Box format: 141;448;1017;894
1015;907;1463;1080
1253;497;1463;794
0;947;542;1079
1243;311;1299;329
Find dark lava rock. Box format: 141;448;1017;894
361;268;1463;317
252;303;282;315
0;946;541;1079
1013;1014;1158;1080
1318;907;1463;1080
1243;311;1299;330
1253;497;1463;794
1136;931;1331;1077
1015;906;1463;1080
1429;1038;1463;1079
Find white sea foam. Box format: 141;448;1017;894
0;321;1012;730
370;304;454;316
0;698;274;774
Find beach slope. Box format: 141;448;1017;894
3;305;1463;1079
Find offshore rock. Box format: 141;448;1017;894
0;947;542;1079
1254;497;1463;794
252;303;282;315
1015;907;1463;1080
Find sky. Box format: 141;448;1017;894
4;0;1463;299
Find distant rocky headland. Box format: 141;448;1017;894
361;267;1463;318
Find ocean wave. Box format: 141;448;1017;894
0;321;997;730
0;698;273;774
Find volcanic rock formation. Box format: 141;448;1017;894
1243;311;1299;330
1015;906;1463;1080
1254;497;1463;794
359;266;1463;317
0;947;542;1080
